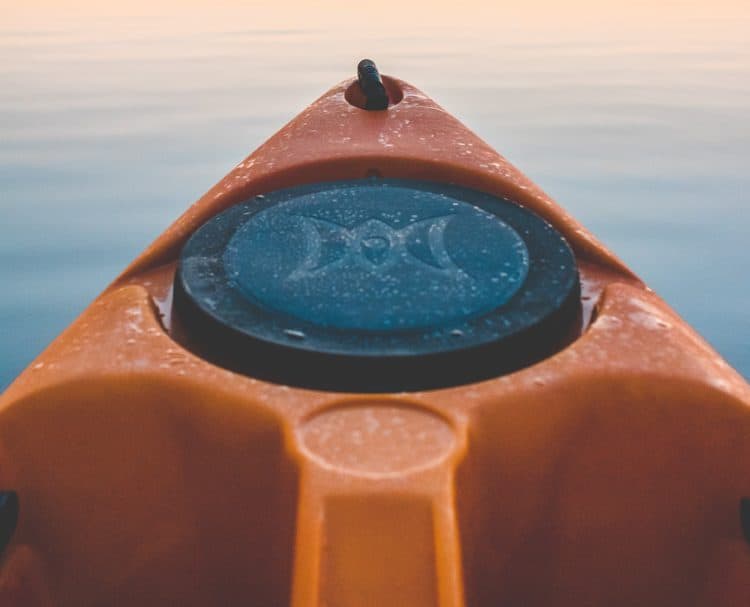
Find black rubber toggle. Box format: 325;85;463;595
174;179;580;392
0;491;19;557
741;498;750;545
357;59;389;110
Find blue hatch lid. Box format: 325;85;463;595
174;179;579;391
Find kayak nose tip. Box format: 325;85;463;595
346;58;403;110
0;490;19;557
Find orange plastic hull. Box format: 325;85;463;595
1;76;749;606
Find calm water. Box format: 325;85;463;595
1;3;749;388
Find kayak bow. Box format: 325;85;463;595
1;62;749;606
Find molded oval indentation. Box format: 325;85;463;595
299;403;455;476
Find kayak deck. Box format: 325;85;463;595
1;70;749;606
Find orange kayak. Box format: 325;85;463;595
1;61;749;606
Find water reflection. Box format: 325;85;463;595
1;2;748;387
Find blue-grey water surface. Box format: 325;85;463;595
1;5;748;388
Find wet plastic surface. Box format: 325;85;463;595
1;75;749;606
